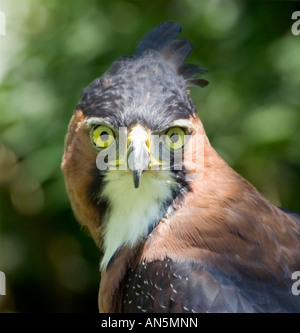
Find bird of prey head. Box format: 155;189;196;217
62;22;208;268
62;22;300;313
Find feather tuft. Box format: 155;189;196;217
135;21;208;87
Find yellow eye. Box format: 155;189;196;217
165;127;185;150
92;125;115;148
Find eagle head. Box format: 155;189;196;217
61;21;208;269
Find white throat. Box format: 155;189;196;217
100;170;177;270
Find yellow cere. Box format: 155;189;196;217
127;126;151;155
92;125;115;148
165;127;185;150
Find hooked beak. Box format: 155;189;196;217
127;126;151;188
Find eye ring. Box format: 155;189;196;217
165;127;185;150
92;125;115;149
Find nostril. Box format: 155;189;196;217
145;139;150;149
127;139;133;149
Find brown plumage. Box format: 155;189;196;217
62;22;300;313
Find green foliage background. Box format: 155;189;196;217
0;0;299;312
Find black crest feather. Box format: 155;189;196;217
134;21;208;87
135;21;182;55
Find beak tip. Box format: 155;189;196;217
133;170;141;189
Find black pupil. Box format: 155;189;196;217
170;132;179;143
100;131;109;141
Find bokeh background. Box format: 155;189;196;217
0;0;299;312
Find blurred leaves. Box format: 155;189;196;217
0;0;299;312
